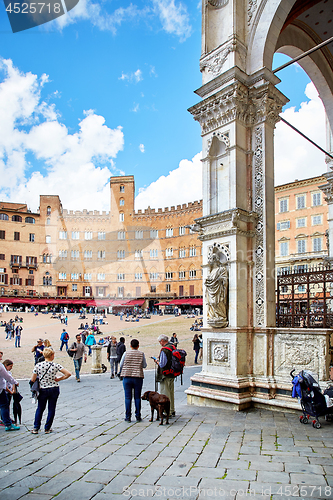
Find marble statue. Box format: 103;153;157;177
205;252;228;327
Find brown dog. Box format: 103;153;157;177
141;391;170;425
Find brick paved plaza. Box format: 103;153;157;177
1;366;333;500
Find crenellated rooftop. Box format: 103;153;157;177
62;209;110;217
134;200;203;216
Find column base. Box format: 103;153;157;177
186;372;300;412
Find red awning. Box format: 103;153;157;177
155;298;203;306
123;299;145;306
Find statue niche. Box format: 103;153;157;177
205;247;228;328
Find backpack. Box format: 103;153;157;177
68;342;76;358
162;346;187;378
64;333;69;341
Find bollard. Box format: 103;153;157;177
91;344;103;374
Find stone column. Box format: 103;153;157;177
186;0;332;411
91;344;103;374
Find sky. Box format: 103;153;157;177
0;0;329;213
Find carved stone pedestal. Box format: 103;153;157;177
91;345;103;374
186;328;331;411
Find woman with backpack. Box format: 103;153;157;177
60;330;69;351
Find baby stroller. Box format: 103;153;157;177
291;369;333;429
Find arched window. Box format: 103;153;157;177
43;275;52;286
47;206;51;215
0;213;9;220
25;217;35;224
12;215;22;222
120;185;125;193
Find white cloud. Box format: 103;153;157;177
274;82;327;186
139;144;145;153
119;69;143;84
134;83;328;211
135;152;202;209
132;103;140;113
151;0;192;41
0;58;124;212
54;0;141;34
51;0;192;41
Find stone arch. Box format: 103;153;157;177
248;0;333;127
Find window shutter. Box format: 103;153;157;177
26;257;28;266
32;279;34;286
5;274;8;284
10;278;13;285
19;256;22;265
34;257;37;265
19;278;22;285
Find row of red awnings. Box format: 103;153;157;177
0;298;146;308
155;298;203;306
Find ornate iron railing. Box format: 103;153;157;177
276;263;333;329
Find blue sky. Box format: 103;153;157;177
0;0;328;212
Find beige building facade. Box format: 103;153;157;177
0;176;203;305
0;174;331;305
275;175;329;276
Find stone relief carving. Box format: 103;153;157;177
200;39;246;75
207;0;229;7
248;0;257;26
205;245;229;327
207;132;230;154
274;334;327;381
201;44;233;75
254;125;265;327
213;342;229;362
189;82;285;135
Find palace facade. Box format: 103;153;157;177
0;176;203;307
0;174;330;307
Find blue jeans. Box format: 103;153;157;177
194;349;200;363
0;389;11;427
34;386;60;431
122;377;143;420
60;340;68;351
15;336;21;347
73;357;83;379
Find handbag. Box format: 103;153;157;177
30;362;52;400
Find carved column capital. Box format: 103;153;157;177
189;80;288;135
319;173;333;204
249;83;288;127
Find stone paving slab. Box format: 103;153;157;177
1;366;333;500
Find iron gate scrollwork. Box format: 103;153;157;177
276;265;333;329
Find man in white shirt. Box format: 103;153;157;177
0;351;20;431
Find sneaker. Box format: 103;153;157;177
77;379;80;382
124;418;131;422
31;429;38;434
45;429;53;434
171;411;176;417
136;418;142;422
5;424;20;431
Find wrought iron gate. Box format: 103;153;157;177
276;265;333;328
